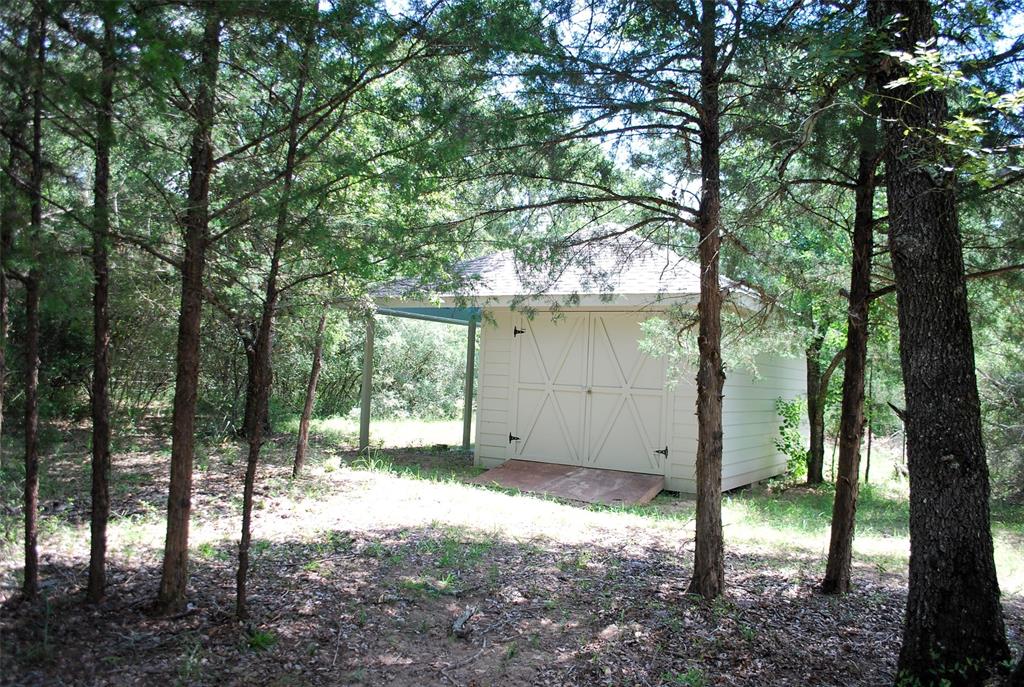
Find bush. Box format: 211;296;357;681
775;397;808;481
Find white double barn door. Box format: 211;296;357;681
508;312;669;475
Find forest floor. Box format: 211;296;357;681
1;423;1023;686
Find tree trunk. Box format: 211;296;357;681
293;310;327;478
241;333;271;438
87;14;116;604
156;7;221;615
687;0;725;600
236;37;309;619
0;161;11;472
236;277;278;621
821;67;878;595
22;275;40;600
21;0;46;602
805;337;825;484
877;0;1010;679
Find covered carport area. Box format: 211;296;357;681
358;306;481;453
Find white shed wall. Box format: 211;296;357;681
473;308;806;493
666;376;698;493
721;354;806;491
663;354;805;492
475;309;513;467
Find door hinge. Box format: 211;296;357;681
513;326;525;337
508;432;520;444
654;446;668;458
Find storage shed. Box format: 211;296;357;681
371;234;805;493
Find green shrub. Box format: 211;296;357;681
775;397;807;480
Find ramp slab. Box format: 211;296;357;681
470;459;663;506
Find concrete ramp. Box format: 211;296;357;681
469;459;663;506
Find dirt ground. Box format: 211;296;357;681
1;434;1021;686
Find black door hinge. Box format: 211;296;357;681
513;326;525;337
654;446;668;458
509;432;520;444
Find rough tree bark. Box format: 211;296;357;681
821;86;878;594
805;335;825;484
876;0;1010;680
236;36;309;620
805;334;843;485
293;309;327;478
241;333;271;438
156;6;221;614
21;0;46;601
687;0;725;600
0;153;14;472
0;234;5;472
87;11;116;604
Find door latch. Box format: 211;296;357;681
654;446;668;458
509;432;520;444
513;326;525;337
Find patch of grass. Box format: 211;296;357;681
278;415;471;450
112;470;153;495
348;450;477;485
397;573;462;598
195;541;231;561
557;550;592;572
415;529;494;570
246;628;278;651
398;577;432;596
343;668;367;684
176;634;206;686
662;667;706;687
313;530;354;557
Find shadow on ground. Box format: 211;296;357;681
2;438;1022;686
2;524;912;687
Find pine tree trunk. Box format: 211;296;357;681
236;38;308;619
687;0;725;600
241;334;271;438
22;275;40;600
293;310;327;478
805;338;825;484
236;278;278;621
0;257;5;472
821;94;877;595
0;166;11;471
21;0;46;602
876;0;1010;679
156;7;221;615
87;15;115;604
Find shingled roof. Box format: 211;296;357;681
375;232;758;311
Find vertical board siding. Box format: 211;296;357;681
474;310;512;467
473;307;806;491
720;353;806;491
667;376;698;492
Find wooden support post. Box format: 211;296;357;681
358;317;374;453
462;319;476;451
